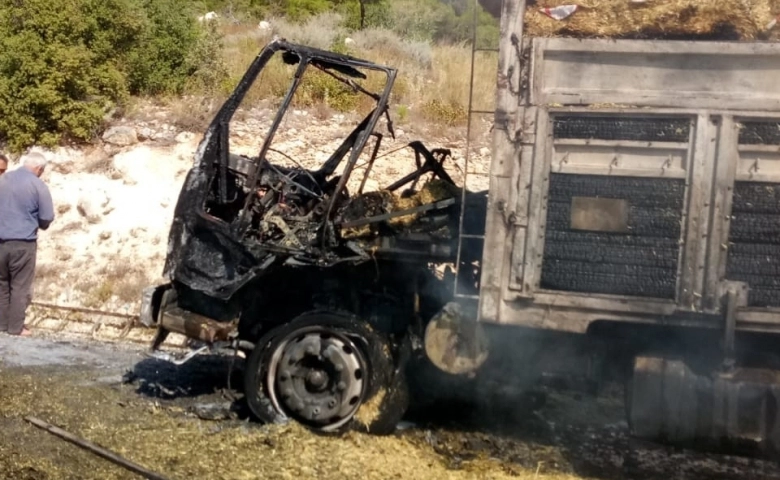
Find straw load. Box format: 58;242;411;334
479;0;780;41
339;180;461;239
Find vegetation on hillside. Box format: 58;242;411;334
0;0;498;153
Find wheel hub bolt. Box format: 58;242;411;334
328;399;337;408
337;381;346;391
307;370;327;389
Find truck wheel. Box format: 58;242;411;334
243;312;408;434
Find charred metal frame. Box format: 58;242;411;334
152;38;475;365
163;40;399;301
218;41;398;234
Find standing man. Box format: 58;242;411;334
0;152;54;336
0;153;8;176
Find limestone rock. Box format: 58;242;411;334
102;126;138;147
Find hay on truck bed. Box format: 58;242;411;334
483;0;780;41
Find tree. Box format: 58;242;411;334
0;0;220;152
356;0;377;29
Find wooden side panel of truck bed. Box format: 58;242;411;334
479;37;780;335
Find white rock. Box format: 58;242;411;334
344;37;355;45
137;127;154;142
258;20;271;30
102;126;138;147
175;131;195;143
152;131;175;142
76;189;110;224
198;11;218;22
76;198;101;224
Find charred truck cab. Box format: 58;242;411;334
140;40;487;433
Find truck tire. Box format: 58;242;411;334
243;311;408;435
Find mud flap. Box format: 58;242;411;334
139;283;173;328
423;301;489;376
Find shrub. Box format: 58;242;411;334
337;0;392;30
279;0;334;20
433;2;499;49
388;0;452;42
349;28;433;69
422;99;467;126
0;0;222;152
296;70;361;112
270;12;345;49
387;0;498;48
0;0;138;151
396;104;410;123
125;0;223;96
184;21;230;95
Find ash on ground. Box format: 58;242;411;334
0;334;778;480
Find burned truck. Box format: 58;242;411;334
142;0;780;454
140;40;487;433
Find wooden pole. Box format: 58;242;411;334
24;417;170;480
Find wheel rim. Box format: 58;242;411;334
266;326;367;431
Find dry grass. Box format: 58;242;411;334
83;154;114;175
0;368;586;480
526;0;776;39
34;263;64;286
142;1;780;130
160;21;498;130
74;263;150;308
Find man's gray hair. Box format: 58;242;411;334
21;152;49;169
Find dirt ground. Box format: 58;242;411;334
1;333;779;480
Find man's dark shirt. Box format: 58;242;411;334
0;167;54;241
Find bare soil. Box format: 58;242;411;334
1;333;779;480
